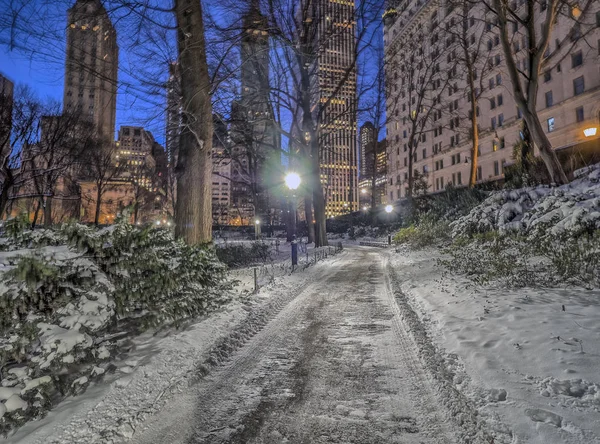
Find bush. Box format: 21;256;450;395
215;241;272;268
441;230;600;288
0;218;233;435
393;217;451;249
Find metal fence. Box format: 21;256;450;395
229;241;343;294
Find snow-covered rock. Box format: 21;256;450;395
5;394;28;412
452;163;600;238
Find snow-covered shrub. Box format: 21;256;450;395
0;248;115;435
393;216;451;249
0;217;233;435
451;163;600;240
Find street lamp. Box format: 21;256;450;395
285;172;301;190
285;172;302;267
254;219;260;240
385;204;394;213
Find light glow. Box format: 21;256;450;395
285;172;301;190
385;204;394;214
583;127;598;137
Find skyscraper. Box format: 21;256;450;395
63;0;118;141
313;0;358;217
360;122;376;179
230;0;280;224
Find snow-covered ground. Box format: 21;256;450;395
390;247;600;444
2;249;344;444
4;243;598;443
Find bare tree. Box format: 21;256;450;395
80;141;125;225
444;1;495;188
387;30;453;197
486;0;596;184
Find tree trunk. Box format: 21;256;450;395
371;139;377;209
31;199;42;230
95;187;102;225
310;151;328;247
0;177;11;220
523;110;568;185
469;94;479;188
44;196;52;227
174;0;213;245
304;194;314;244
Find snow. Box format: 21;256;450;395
451;163;600;238
3;252;342;444
390;247;600;443
4;395;27;413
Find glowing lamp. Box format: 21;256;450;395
284;172;301;190
385;204;393;214
583;127;598;137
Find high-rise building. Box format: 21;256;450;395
0;74;14;159
383;0;600;201
360;122;376;179
63;0;118;141
212;116;231;226
117;126;156;189
230;0;280;225
312;0;358;217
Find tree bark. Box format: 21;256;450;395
468;80;479;188
310;150;328;247
174;0;213;245
304;194;314;244
95;186;102;226
44;196;52;227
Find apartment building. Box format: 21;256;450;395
383;0;600;202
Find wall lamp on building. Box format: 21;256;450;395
583;127;598;138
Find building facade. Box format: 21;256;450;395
117;126;156;189
313;0;358;217
383;0;600;202
63;0;118;142
230;0;281;225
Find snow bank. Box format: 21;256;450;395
451;164;600;238
390;248;600;444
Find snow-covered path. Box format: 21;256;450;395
130;248;458;444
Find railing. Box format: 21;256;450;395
359;241;390;248
229;241;344;294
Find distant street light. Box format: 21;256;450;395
385;204;393;214
361;188;367;194
255;219;260;225
285;172;301;190
584;127;598;137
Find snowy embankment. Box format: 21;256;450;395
3;249;342;444
451;164;600;238
390;249;600;444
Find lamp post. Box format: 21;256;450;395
285;172;301;267
385;204;394;245
254;219;261;240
